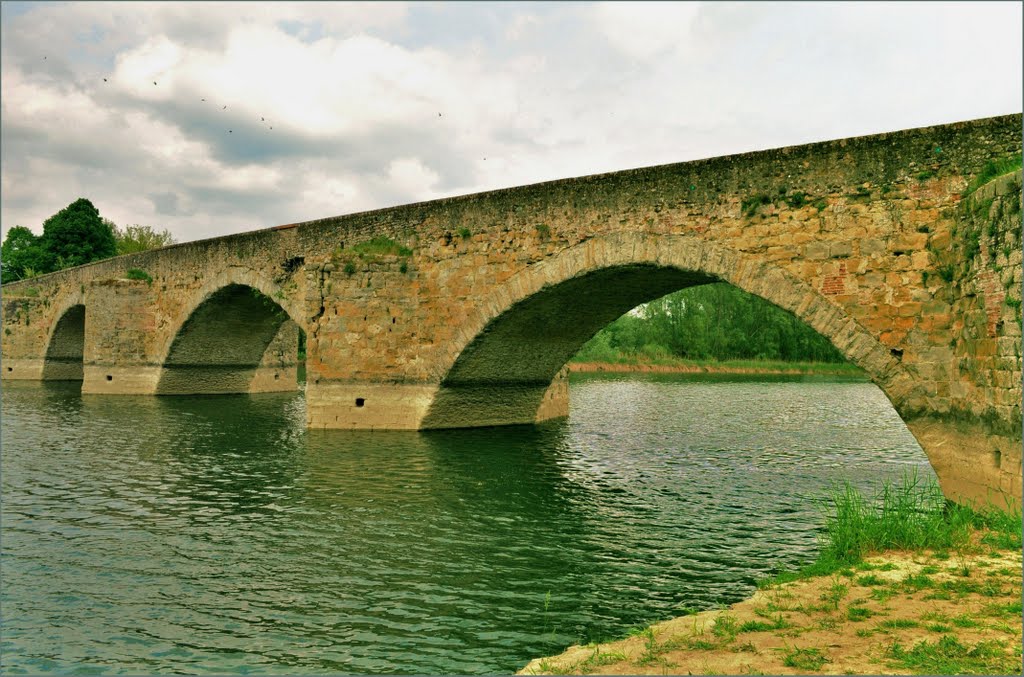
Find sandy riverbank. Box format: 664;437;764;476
519;543;1022;675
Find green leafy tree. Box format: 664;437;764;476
577;283;846;364
40;198;116;270
1;226;51;283
110;221;176;255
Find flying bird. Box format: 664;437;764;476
103;78;107;82
261;117;264;121
229;130;233;133
153;81;157;85
202;98;206;101
222;106;227;110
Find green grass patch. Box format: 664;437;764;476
887;635;1016;674
780;646;830;670
964;153;1023;196
855;574;885;586
878;618;920;630
846;606;875;622
349;236;413;258
125;268;153;284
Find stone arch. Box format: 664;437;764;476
421;232;924;428
155;269;305;395
41;302;86;381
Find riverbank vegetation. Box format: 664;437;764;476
572;284;849;371
521;476;1023;675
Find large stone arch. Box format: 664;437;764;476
155;268;305;395
422;232;924;429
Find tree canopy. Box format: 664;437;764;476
40;198;116;270
111;222;176;255
575;283;846;364
0;226;50;283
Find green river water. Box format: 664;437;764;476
1;373;934;674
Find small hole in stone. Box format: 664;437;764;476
274;373;279;380
392;317;396;324
6;367;12;372
889;348;904;359
355;398;365;407
106;375;113;381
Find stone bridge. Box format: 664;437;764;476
2;114;1021;508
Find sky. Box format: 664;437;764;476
1;1;1021;244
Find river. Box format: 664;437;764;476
1;373;934;674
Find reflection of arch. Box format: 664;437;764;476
42;304;86;381
156;283;299;395
422;233;923;428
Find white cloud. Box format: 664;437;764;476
1;1;1020;245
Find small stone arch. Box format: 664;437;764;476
39;288;88;381
41;303;86;381
155;268;305;395
422;232;924;428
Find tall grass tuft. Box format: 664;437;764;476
817;471;1021;569
764;472;1022;586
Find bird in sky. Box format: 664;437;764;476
261;117;265;121
222;106;227;110
229;130;233;133
153;81;157;85
103;78;107;82
201;98;206;101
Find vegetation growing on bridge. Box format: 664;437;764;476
963;153;1022;197
125;268;153;284
574;283;847;365
333;236;413;275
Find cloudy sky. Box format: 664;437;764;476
1;1;1021;244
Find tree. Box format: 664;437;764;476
110;221;176;255
1;226;50;283
39;198;116;270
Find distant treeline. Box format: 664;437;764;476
575;283;846;364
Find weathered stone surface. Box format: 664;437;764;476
1;114;1021;508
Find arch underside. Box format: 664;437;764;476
157;284;296;395
42;304;85;380
422;265;716;428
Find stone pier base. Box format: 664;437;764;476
908;417;1022;511
306;382;438;429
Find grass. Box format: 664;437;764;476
886;635;1017;674
780;646;830;670
344;237;407;259
963;153;1022;196
125;268;153;284
757;471;1021;589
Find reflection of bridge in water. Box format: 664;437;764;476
2;114;1021;507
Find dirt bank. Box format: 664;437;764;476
519;546;1022;675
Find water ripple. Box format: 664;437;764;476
1;375;932;674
